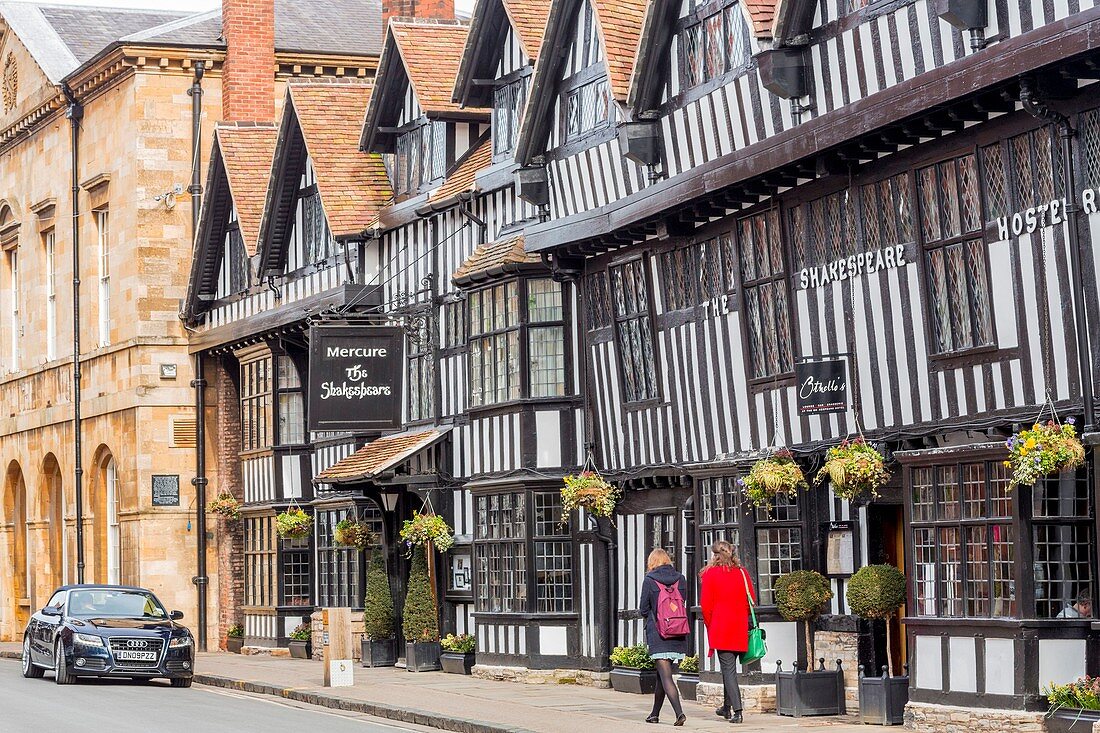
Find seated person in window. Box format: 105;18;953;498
1056;589;1093;619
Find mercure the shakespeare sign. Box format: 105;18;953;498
308;325;403;432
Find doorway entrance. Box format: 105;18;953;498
867;502;906;674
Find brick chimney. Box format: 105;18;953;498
222;0;275;122
383;0;455;34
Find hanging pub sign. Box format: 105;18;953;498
307;325;403;432
795;356;849;416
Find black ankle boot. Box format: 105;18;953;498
715;706;730;719
730;711;744;724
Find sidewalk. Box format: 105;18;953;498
0;643;865;733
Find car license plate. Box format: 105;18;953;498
115;650;157;662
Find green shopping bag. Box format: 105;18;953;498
739;568;767;665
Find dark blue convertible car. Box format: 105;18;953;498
20;584;195;686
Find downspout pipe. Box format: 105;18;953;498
187;61;209;652
1020;77;1095;430
62;85;85;584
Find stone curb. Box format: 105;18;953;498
195;673;539;733
1;650;18;660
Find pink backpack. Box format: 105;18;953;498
655;581;690;638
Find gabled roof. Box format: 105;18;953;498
315;428;451;484
0;2;185;83
514;0;646;164
183;123;278;325
259;82;393;277
427;136;493;205
361;19;488;153
505;0;554;59
453;0;551;108
452;234;543;287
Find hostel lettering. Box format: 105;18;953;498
996;187;1100;241
798;245;906;290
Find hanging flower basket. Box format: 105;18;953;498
1005;419;1085;489
276;507;312;539
815;437;889;501
400;512;455;553
335;518;374;550
561;471;619;523
739;450;808;508
208;493;242;521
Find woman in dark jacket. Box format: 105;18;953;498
700;540;757;724
638;548;689;726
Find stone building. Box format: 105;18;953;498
0;0;382;645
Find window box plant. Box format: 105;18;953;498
847;564;908;725
561;471;618;523
1045;677;1100;733
276;507;312;540
1005;419;1085;489
209;493;242;522
288;623;312;660
226;624;244;654
402;546;441;672
335;518;373;551
609;643;657;694
676;654;700;701
440;633;476;675
739;450;808;508
815;437;889;502
400;512;454;553
361;551;397;668
774;570;845;717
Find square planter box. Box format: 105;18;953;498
362;638;397;668
405;641;441;672
287;640;312;659
610;667;658;694
858;666;908;726
776;660;847;717
676;672;699;701
226;638;243;654
440;651;475;675
1046;708;1100;733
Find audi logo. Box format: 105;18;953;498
126;640;149;649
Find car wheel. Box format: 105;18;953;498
53;641;74;685
170;677;193;688
21;637;44;679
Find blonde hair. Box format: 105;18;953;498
702;540;741;573
647;548;673;572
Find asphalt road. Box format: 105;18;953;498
0;659;434;733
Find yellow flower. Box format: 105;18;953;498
1025;437;1037;450
1033;424;1041;431
1003;461;1011;467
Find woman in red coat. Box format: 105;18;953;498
700;540;757;724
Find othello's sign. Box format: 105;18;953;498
308;325;403;432
795;357;849;416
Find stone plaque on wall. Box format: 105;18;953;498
151;474;180;506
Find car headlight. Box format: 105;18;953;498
168;636;193;649
74;632;104;647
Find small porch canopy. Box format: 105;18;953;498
315;427;451;485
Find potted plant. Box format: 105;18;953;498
288;623;312;659
739;449;808;509
560;470;618;523
226;624;244;654
1005;418;1085;489
847;564;908;725
440;633;476;675
208;493;242;521
609;643;657;694
276;506;312;540
814;437;889;502
774;570;845;717
361;551;397;667
335;518;373;551
676;654;700;701
1045;676;1100;732
402;545;441;672
400;512;455;553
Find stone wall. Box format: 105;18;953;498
696;682;776;714
213;357;243;649
904;702;1045;732
473;664;611;688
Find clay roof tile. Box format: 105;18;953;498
315;428;449;483
216;125;279;256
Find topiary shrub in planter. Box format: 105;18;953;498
402;546;440;672
774;570;845;717
676;654;700;701
362;551;397;668
440;633;476;675
288;623;312;660
609;643;657;694
847;564;908;725
226;624;244;654
1044;677;1100;733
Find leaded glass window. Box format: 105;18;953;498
564;78;613;143
469;282;520;407
739;208;793;379
1033;469;1093;619
677;0;751;91
406;308;434;422
789;188;859;271
442;299;466;349
393;121;446;195
528;279;566;398
244;516;275;607
493;77;529;158
280;538;311;607
754;493;802;605
585;271;612;330
1080;108;1100;189
226;225;250;294
241;356;273;452
698;476;741;550
610;258;659;402
315;506;381;609
276;355;305;445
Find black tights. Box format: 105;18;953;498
650;658;684;720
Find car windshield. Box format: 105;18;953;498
67;589;167;619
